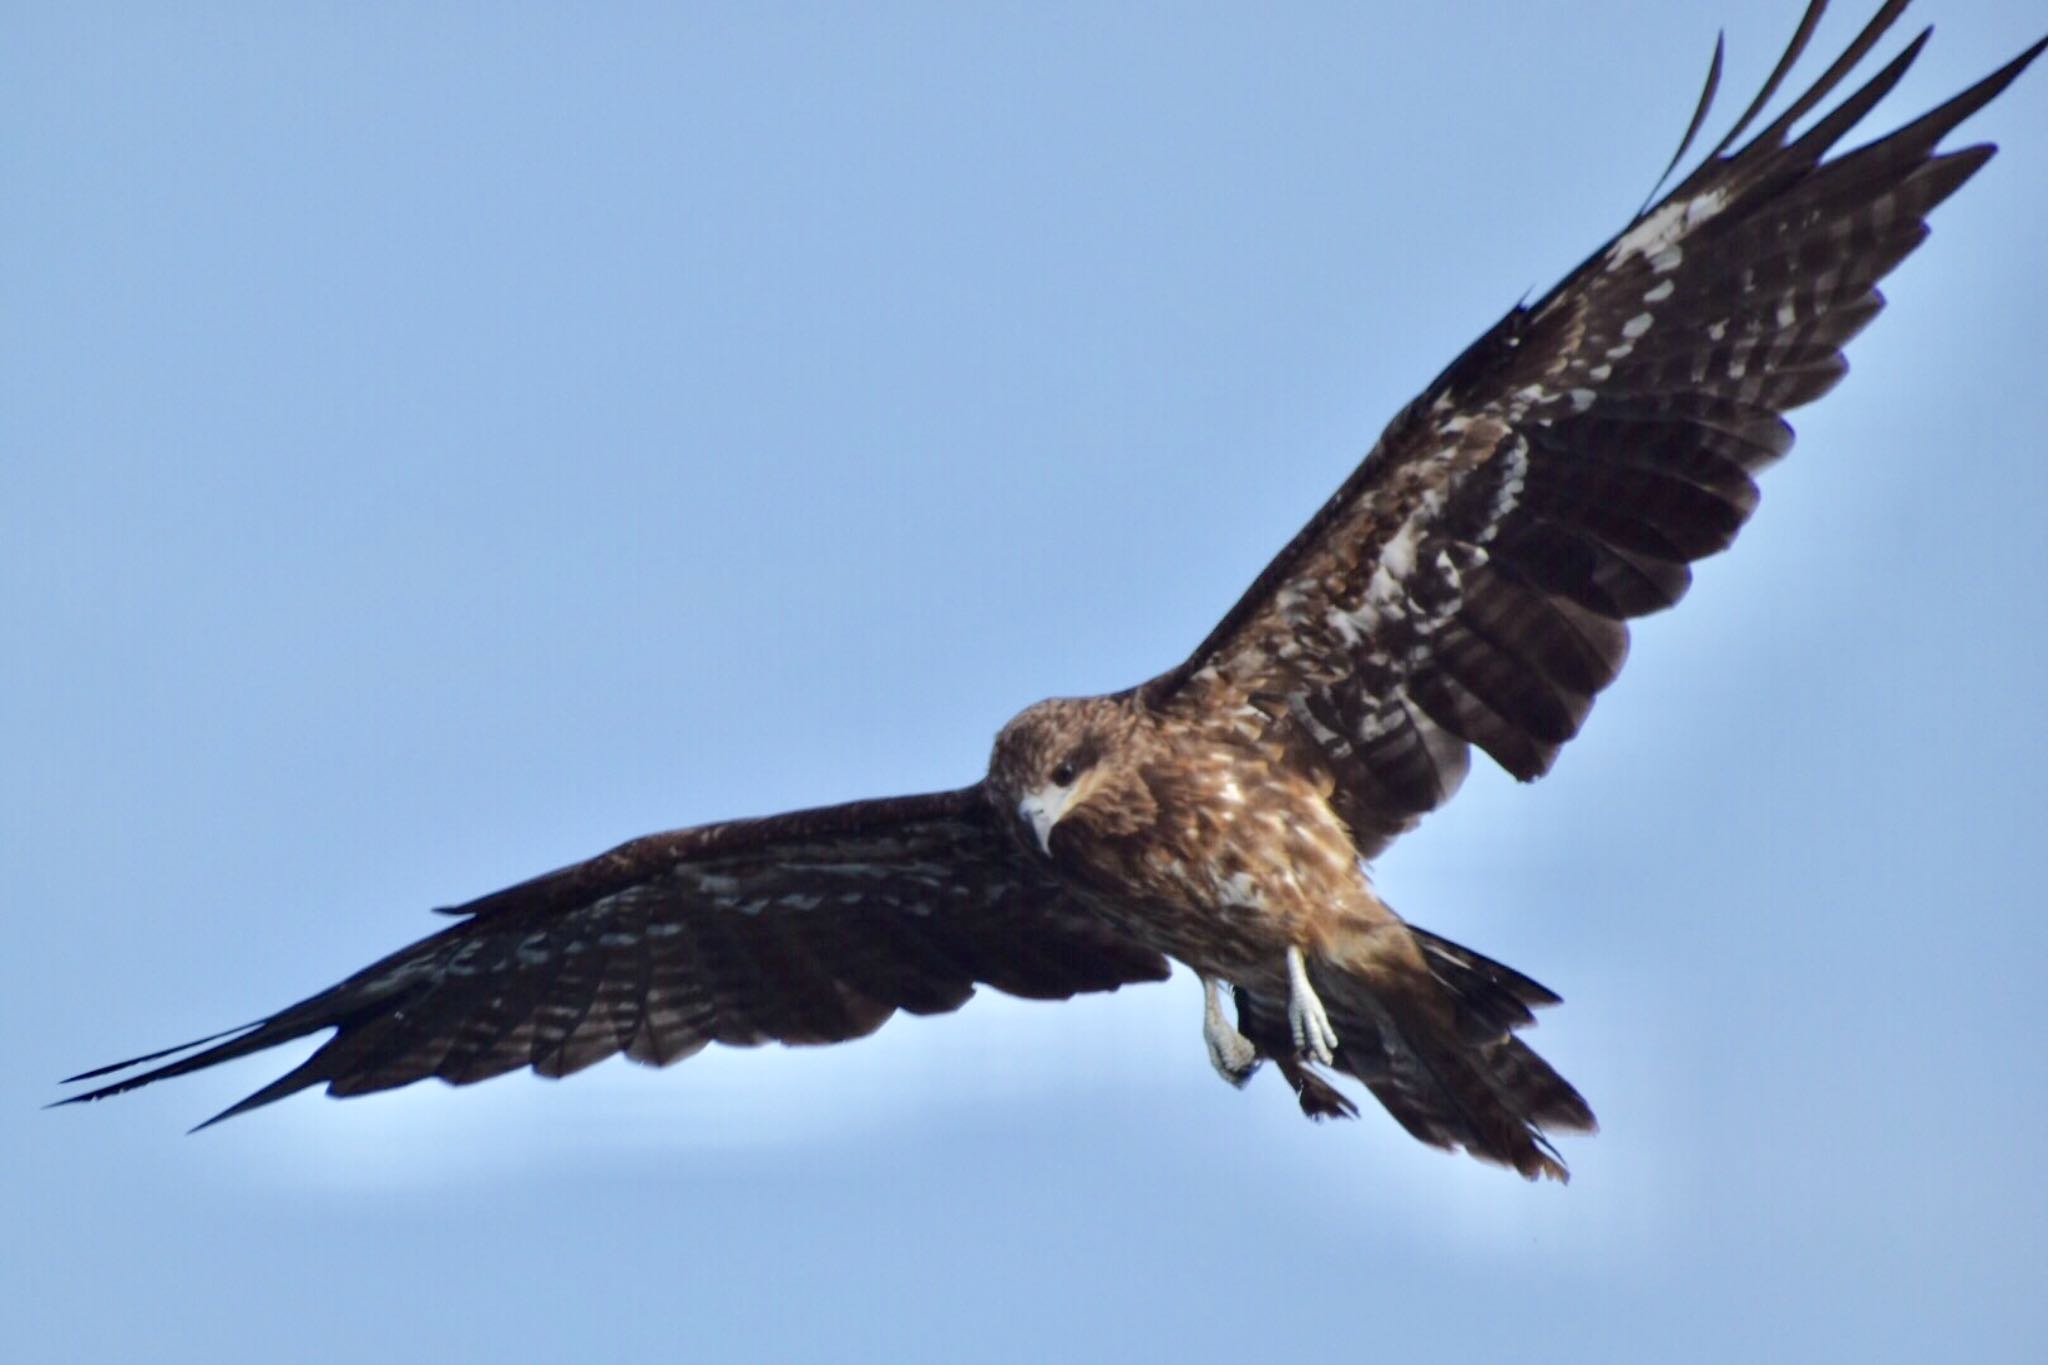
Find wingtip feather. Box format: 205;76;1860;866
59;1022;261;1085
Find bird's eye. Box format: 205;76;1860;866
1050;760;1077;786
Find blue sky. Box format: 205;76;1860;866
7;3;2046;1361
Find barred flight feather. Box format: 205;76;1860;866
57;791;1168;1127
1147;2;2045;854
57;5;2038;1183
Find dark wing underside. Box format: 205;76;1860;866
1143;2;2044;856
57;787;1168;1127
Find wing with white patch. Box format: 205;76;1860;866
56;787;1169;1126
1145;2;2042;855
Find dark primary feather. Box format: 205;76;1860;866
57;788;1168;1128
55;6;2041;1173
1145;3;2045;857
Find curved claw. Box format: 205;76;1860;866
1285;945;1339;1066
1201;976;1260;1087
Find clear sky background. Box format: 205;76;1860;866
7;3;2046;1361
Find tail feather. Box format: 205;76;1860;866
1408;925;1560;1038
1337;956;1590;1182
1233;925;1593;1180
1339;983;1579;1183
1272;1051;1360;1121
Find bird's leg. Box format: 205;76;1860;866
1285;945;1339;1066
1201;975;1260;1087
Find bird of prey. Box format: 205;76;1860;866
59;2;2042;1181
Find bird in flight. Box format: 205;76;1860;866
59;2;2042;1181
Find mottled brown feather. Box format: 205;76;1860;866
58;790;1168;1126
1144;13;2044;854
56;10;2041;1185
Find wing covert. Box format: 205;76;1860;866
1142;4;2042;855
57;786;1168;1125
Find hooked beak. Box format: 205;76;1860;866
1017;781;1079;856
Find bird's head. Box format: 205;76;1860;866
986;695;1153;859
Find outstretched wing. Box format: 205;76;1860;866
1142;3;2045;856
56;787;1168;1127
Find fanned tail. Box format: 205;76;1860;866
1331;931;1594;1182
1235;926;1593;1181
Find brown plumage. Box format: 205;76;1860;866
56;3;2041;1182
